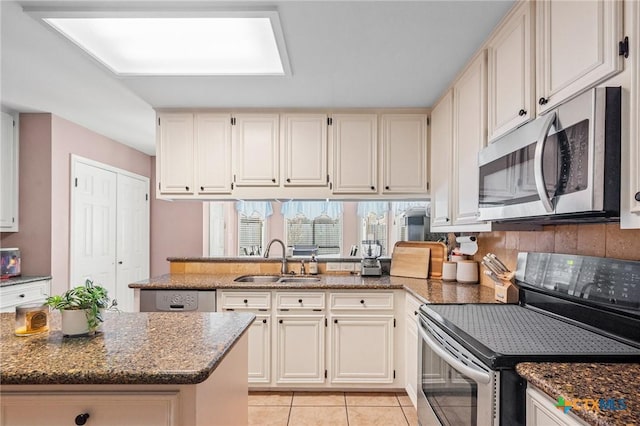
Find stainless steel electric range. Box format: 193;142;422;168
417;252;640;426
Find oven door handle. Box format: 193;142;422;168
534;111;556;213
418;325;491;385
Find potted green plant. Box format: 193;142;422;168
45;279;117;336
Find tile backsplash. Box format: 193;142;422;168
471;223;640;287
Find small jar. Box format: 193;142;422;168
15;303;49;336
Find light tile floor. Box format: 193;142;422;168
248;391;419;426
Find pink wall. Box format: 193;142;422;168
150;158;204;276
1;114;53;276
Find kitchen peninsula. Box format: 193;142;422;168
0;310;254;426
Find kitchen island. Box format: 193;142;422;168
0;310;254;425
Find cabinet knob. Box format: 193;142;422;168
360;299;365;304
286;178;291;183
243;299;248;304
334;319;338;324
200;186;204;191
279;319;283;324
370;186;375;191
414;311;418;316
19;294;25;298
385;186;390;190
185;186;189;191
635;192;640;202
518;109;527;116
75;413;90;425
298;299;303;303
445;217;450;222
272;178;276;183
538;97;548;106
118;261;123;265
262;319;267;324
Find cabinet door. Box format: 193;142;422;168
331;114;378;194
0;112;18;231
157;113;194;194
248;314;271;384
526;387;589;426
381;114;428;194
488;1;534;141
405;295;421;407
233;114;279;187
195;113;232;194
0;280;50;313
429;91;453;228
276;315;325;384
536;0;623;114
330;315;394;384
282;114;328;186
452;52;487;225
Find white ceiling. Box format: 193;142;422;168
1;0;515;155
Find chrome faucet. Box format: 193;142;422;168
264;239;287;275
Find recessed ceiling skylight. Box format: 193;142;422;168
41;14;289;76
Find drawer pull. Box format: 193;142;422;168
19;294;25;298
75;413;90;425
262;319;267;324
279;319;283;324
298;299;303;303
360;300;365;304
243;299;248;304
414;311;418;316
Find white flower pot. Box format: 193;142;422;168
61;309;91;336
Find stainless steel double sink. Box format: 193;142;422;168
233;275;321;283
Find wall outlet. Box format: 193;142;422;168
326;262;342;271
341;263;356;272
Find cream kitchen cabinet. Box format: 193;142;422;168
526;386;588;426
487;0;534;141
429;91;453;228
535;0;623;114
0;279;51;313
157;113;194;195
381;114;429;195
404;293;421;407
451;51;491;229
282;113;329;187
329;292;395;384
1;112;18;231
233;114;280;187
218;291;271;384
157;113;232;196
331;114;378;194
195;113;233;194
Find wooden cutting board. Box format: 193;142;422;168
391;241;447;279
390;246;431;279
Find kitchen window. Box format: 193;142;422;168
282;201;343;256
236;201;273;256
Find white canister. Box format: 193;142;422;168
456;260;479;284
442;261;457;281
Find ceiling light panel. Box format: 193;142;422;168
42;14;289;76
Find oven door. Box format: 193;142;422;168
417;314;498;426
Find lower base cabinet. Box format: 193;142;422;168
0;279;51;313
526;386;588;426
248;314;271;384
276;315;326;384
404;294;421;407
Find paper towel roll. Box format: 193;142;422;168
456;236;478;255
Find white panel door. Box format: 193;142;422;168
536;0;623;114
282;113;328;186
276;315;325;384
116;174;150;312
71;162;117;295
330;315;394;383
430;90;453;228
381;114;428;194
331;114;378;194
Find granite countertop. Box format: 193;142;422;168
1;311;255;385
130;273;498;304
0;275;52;288
517;362;640;426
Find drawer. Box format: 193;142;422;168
406;293;422;323
276;292;325;310
220;291;270;310
330;292;394;311
0;280;50;312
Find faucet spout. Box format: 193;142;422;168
264;239;287;275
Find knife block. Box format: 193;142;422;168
494;279;518;303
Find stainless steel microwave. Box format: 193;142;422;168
478;87;621;223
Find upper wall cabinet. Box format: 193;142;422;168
452;51;490;227
487;0;535;141
196;113;233;194
429;91;453;228
331;114;378;194
381;114;428;195
233;114;280;187
0;112;18;231
282;114;328;187
157;113;194;195
536;0;623;114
